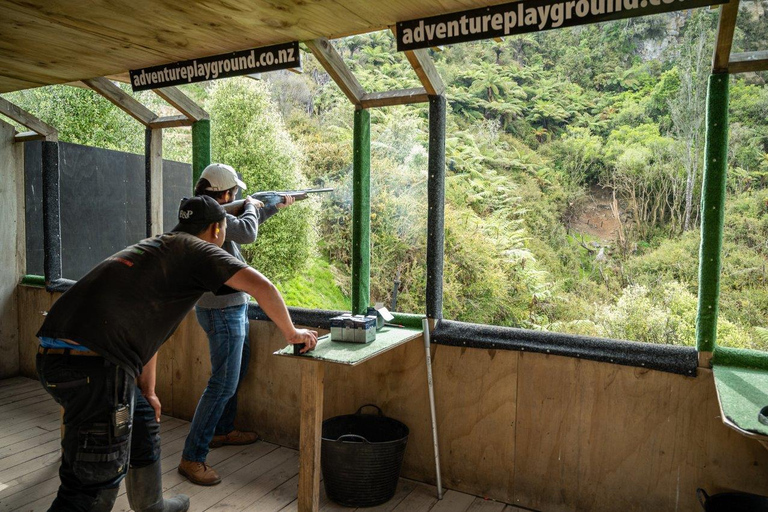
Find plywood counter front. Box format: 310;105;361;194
17;286;768;511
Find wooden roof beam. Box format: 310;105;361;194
82;77;157;126
148;115;196;129
152;87;208;121
403;49;445;96
305;38;365;106
390;26;445;96
728;50;768;74
360;88;429;109
712;0;740;73
14;131;48;143
0;96;58;141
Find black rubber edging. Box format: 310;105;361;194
431;319;698;377
248;305;347;330
45;278;76;293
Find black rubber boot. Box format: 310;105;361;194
126;461;190;512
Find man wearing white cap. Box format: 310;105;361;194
178;163;295;485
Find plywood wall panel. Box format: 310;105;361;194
17;287;58;379
513;352;768;512
15;288;768;512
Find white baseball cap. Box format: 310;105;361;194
200;163;247;191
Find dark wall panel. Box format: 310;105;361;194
25;141;191;280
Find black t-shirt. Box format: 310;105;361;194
37;232;248;376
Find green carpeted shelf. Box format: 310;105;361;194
274;325;423;366
713;358;768;438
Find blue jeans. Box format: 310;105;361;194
182;303;251;462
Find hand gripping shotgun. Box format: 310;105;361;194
223;187;333;215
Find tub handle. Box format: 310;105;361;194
337;434;370;443
696;488;709;509
355;404;384;416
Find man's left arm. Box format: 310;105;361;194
255;194;295;225
137;354;161;422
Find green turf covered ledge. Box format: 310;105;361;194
712;347;768;437
247;305;425;331
20;274;46;287
713;346;768;371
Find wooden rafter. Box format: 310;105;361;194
152;87;208;121
82;77;157;126
360;88;429;109
390;26;445;96
712;0;740;73
0;96;57;141
305;38;365;106
13;131;48;142
728;50;768;74
403;49;446;96
148;115;196;129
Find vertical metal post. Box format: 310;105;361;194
145;128;163;237
352;108;371;315
696;73;729;364
422;318;443;499
42;141;61;283
192;119;210;192
427;95;446;320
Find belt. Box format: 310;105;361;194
38;346;102;357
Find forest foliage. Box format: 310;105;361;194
6;5;768;349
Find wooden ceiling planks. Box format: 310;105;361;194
0;0;508;94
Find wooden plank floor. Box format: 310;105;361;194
0;377;528;512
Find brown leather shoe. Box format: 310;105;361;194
178;458;221;486
209;430;260;448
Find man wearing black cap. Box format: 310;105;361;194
35;195;318;512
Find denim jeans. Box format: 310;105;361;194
182;303;250;462
36;349;161;512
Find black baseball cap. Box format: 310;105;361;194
172;196;226;234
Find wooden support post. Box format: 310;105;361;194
426;96;446;320
145;128;163;237
695;73;729;363
298;363;324;512
352;108;371;315
192;119;211;191
42;141;62;283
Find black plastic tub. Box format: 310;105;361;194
698;488;768;511
321;405;409;507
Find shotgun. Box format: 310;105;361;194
224;187;333;215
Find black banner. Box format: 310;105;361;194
130;41;300;91
396;0;729;52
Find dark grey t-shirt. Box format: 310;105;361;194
37;232;248;376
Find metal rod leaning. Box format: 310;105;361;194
422;318;443;499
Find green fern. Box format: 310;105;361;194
756;327;768;346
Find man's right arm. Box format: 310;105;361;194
224;267;318;352
225;204;259;244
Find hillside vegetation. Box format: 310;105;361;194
7;5;768;349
